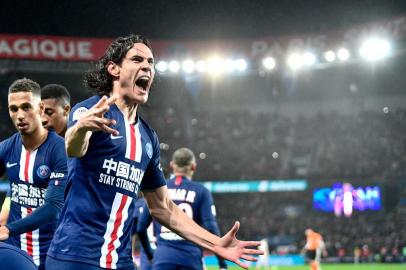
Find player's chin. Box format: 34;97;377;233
136;94;149;104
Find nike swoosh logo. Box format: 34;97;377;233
111;134;123;140
6;162;17;168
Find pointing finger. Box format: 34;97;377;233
93;95;108;108
106;94;119;106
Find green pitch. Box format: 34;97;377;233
206;264;405;270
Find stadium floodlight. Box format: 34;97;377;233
155;61;168;72
287;53;303;70
235;59;247;71
323;50;336;62
182;59;195;73
168;60;180;73
303;52;316;66
224;59;236;72
262;57;276;70
196;60;207;72
359;38;391;62
207;57;225;76
337;48;350;61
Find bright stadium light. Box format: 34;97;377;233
337;48;350;61
262;57;276;70
168;60;180;73
224;59;236;72
155;61;168;72
287;53;303;70
182;59;195;73
359;38;391;62
235;59;247;71
207;57;225;76
196;60;207;72
323;50;336;62
303;52;316;66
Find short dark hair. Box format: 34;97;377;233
8;78;41;97
172;148;196;168
41;84;71;105
83;34;152;96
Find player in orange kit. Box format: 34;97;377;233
302;229;327;270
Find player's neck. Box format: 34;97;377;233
173;173;193;180
115;97;138;123
21;126;48;151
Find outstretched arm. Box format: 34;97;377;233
143;186;263;269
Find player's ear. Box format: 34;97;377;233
191;162;196;172
169;161;174;171
39;101;44;114
63;104;71;117
106;61;120;77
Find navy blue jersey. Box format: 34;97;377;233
48;95;166;269
0;131;68;266
138;175;218;269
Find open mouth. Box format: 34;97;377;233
135;76;150;91
17;122;28;129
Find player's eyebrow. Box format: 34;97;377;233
8;102;32;109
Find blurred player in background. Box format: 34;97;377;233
255;238;270;270
132;197;155;270
46;34;262;270
0;78;68;269
0;83;71;226
302;229;327;270
137;147;228;270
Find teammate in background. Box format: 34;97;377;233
137;147;228;270
255;238;270;270
132;197;155;270
302;229;327;270
0;78;68;269
0;83;71;226
47;34;262;270
41;83;71;137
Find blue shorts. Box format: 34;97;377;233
46;255;137;270
0;242;37;270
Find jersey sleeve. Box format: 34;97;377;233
140;131;166;190
0;140;7;177
67;99;95;129
47;138;68;187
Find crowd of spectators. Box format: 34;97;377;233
141;104;406;181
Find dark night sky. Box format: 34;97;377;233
1;0;406;40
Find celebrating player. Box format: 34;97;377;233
46;34;262;270
0;78;68;270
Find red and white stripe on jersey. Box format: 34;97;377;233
100;193;133;269
18;147;40;265
20;207;40;266
124;119;142;162
18;146;38;183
